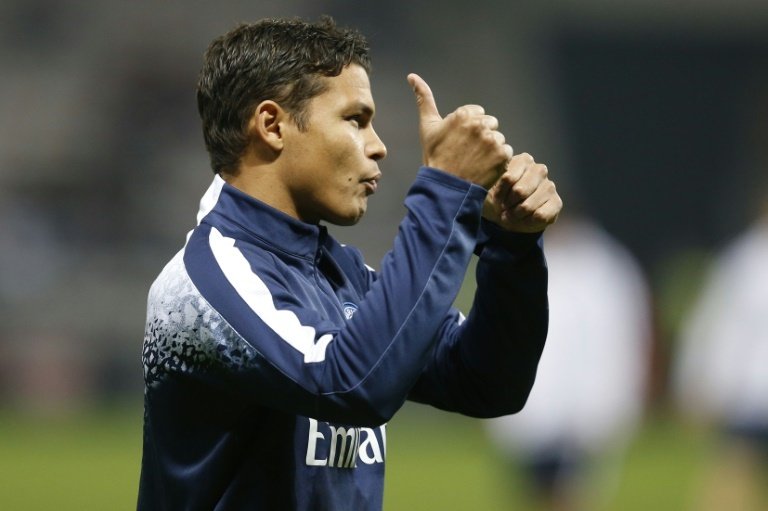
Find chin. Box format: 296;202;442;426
332;214;364;227
327;207;366;227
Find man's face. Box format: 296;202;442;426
280;64;387;226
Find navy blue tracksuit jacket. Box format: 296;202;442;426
138;166;549;510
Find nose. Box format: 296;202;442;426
366;126;387;161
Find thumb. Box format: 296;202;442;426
407;73;441;125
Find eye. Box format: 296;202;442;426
346;113;372;129
347;115;362;128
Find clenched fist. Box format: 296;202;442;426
407;73;512;189
482;153;562;232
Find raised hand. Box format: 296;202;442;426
407;73;512;189
482;153;562;232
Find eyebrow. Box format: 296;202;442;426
349;102;375;118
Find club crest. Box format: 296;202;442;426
342;302;358;320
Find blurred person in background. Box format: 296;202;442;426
138;16;562;511
486;210;652;511
674;199;768;511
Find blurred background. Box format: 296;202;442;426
2;1;768;509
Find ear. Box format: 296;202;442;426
247;100;287;153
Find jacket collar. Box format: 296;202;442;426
196;175;325;260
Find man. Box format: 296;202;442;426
486;212;651;510
139;16;561;510
674;205;768;511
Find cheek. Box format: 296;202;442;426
335;130;365;162
331;145;362;184
307;130;365;190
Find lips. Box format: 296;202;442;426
361;173;381;195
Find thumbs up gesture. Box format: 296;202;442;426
407;73;512;189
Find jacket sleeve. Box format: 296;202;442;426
177;167;486;427
407;220;549;418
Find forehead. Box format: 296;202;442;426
312;64;375;112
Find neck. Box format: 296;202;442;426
221;161;303;222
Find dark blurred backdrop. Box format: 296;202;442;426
1;0;767;412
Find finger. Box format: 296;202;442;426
407;73;442;124
455;104;485;117
489;132;514;162
507;163;548;205
503;153;532;184
493;157;527;204
502;143;514;162
509;180;555;220
491;170;514;206
481;115;499;130
507;195;562;228
536;193;563;224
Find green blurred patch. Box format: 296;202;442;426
0;404;710;511
0;404;143;511
385;405;710;511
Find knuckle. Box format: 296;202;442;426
480;129;496;144
501;172;517;185
474;118;489;133
458;104;483;118
511;182;529;198
519;202;536;216
455;107;470;121
550;186;562;204
513;207;531;220
519;152;534;163
502;170;518;185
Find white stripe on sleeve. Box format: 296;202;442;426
208;227;333;363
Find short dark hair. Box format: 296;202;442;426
196;16;371;174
